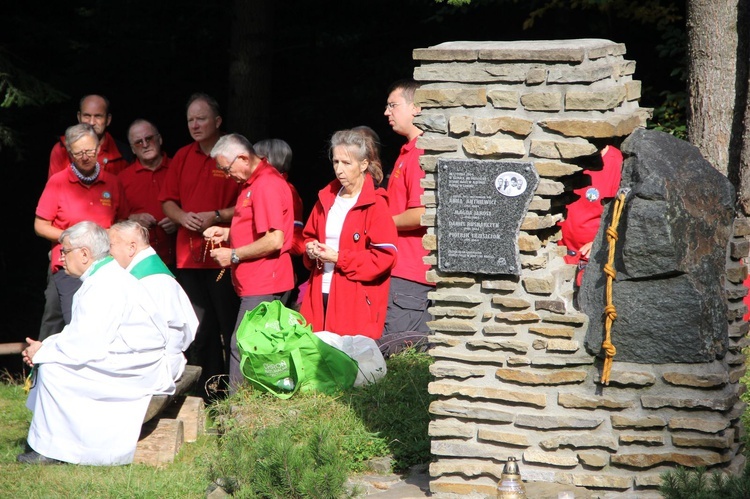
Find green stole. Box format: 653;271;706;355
88;256;114;276
130;254;175;279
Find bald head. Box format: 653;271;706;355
109;220;150;269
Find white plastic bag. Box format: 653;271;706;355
314;331;387;387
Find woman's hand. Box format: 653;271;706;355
306;240;338;264
306;240;320;260
313;241;338;264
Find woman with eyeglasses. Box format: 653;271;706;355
299;128;398;339
34;123;129;341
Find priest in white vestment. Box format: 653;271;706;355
19;221;175;465
109;220;198;381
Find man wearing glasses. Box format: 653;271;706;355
381;79;434;339
19;221;174;465
47;94;133;178
119;119;178;269
203;134;294;394
34;123;129;340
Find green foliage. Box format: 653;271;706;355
513;0;682;30
344;347;435;471
660;462;750;499
0;52;67;151
648;90;687;140
0;57;66;109
208;348;434;496
435;0;473;5
213;425;351;499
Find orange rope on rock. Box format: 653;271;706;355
600;192;627;385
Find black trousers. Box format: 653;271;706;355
176;268;240;400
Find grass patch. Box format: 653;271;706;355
0;348;434;498
344;347;434;471
208;347;435;496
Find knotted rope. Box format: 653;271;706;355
600;191;627;385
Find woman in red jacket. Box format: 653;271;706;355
300;129;398;339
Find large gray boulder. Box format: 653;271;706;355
580;129;735;363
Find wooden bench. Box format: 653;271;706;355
142;364;202;423
134;365;204;466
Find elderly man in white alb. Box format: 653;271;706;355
109;220;198;381
19;221;175;465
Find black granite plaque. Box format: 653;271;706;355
437;159;538;275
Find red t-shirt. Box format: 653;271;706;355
559;145;624;264
36;168;129;273
158;141;241;269
119;154;176;266
48;132;130;178
229;160;294;296
387;135;432;285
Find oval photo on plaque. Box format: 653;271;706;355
495;172;527;197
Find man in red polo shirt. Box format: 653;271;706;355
48;94;132;178
119;119;177;268
382;79;434;337
159;93;241;400
558;145;624;289
203;133;294;393
35;123;129;340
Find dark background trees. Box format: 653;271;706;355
0;0;686;373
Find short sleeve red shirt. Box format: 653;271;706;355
36;167;128;273
559;146;624;263
48;132;130;178
386;136;431;285
158;141;241;269
119;154;176;266
229;160;294;296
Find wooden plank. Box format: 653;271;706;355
133;418;184;466
162;396;205;443
143;365;202;423
0;343;25;355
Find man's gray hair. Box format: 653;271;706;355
127;119;160;143
210;133;254;159
60;221;110;260
65;123;99;151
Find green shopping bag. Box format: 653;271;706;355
236;300;359;399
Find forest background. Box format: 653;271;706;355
0;0;687;375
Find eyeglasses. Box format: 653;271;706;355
385;102;401;111
216;156;238;173
70;149;97;160
131;134;160;148
59;246;82;257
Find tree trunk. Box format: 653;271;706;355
736;1;750;215
686;0;743;179
226;0;273;142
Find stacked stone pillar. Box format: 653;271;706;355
413;40;746;497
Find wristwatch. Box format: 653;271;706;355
214;210;221;222
231;249;240;264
